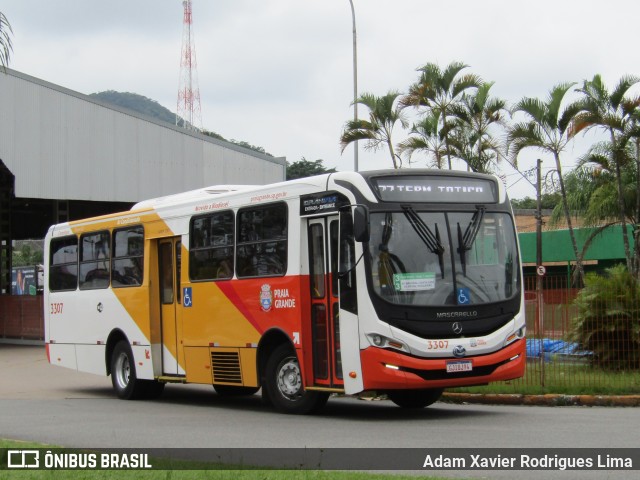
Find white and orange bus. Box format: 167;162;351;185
44;169;525;414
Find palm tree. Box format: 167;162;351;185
396;111;448;168
340;91;408;169
0;11;13;70
449;82;509;173
554;145;631;269
448;126;503;174
570;74;640;274
401;61;481;169
507;82;586;283
564;139;640;275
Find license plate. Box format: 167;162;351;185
446;360;473;373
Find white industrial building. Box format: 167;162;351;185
0;68;286;292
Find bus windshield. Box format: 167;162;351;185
368;209;519;306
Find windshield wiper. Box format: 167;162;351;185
457;206;485;276
402;206;445;279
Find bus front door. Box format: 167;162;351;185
307;217;343;388
158;237;183;376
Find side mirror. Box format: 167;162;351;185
353;205;370;243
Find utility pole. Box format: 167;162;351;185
536;158;545;387
347;0;358;172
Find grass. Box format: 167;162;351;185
451;360;640;395
0;440;459;480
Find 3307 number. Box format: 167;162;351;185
427;340;448;350
50;303;63;315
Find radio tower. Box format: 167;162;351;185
176;0;202;131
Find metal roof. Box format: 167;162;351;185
0;68;286;203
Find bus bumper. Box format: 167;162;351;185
360;338;526;391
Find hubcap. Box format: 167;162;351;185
276;356;302;400
114;352;130;390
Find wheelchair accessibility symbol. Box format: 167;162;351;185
457;287;471;305
183;287;193;307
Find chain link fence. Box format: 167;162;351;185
504;274;640;394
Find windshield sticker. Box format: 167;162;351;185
393;272;436;291
457;287;471;305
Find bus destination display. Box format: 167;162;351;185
372;176;497;203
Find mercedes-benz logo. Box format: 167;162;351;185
453;345;467;358
452;322;463;335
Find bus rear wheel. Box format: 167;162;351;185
111;340;164;400
387;388;444;409
264;344;329;414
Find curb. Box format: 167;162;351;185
441;392;640;407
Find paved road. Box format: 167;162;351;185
1;344;638;479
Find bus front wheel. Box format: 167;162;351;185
264;344;329;414
387;388;444;408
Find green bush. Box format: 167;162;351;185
569;264;640;370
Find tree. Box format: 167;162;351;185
507;82;586;283
0;11;13;70
401;61;481;169
569;265;640;370
510;192;562;210
229;139;273;157
397;111;447;168
448;82;509;173
286;158;336;180
560;140;640;274
340;91;408;169
570;74;640;275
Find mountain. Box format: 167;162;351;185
90;91;272;156
90;91;177;125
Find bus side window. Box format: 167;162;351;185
79;231;110;290
49;236;78;292
236;203;287;278
190;210;234;281
112;226;144;287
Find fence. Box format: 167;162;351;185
509;274;640;394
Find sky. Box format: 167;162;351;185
3;0;639;199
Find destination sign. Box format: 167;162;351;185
300;192;347;216
371;176;497;203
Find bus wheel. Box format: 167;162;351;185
264;344;329;414
214;385;260;396
111;340;142;400
387;388;444;408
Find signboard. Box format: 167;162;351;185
300;192;347;216
371;176;497;204
537;265;546;277
12;266;38;295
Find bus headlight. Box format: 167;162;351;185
366;333;407;352
504;326;526;346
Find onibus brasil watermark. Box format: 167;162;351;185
7;450;152;470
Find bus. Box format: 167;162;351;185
44;169;525;414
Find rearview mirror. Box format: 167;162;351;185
353;205;370;243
